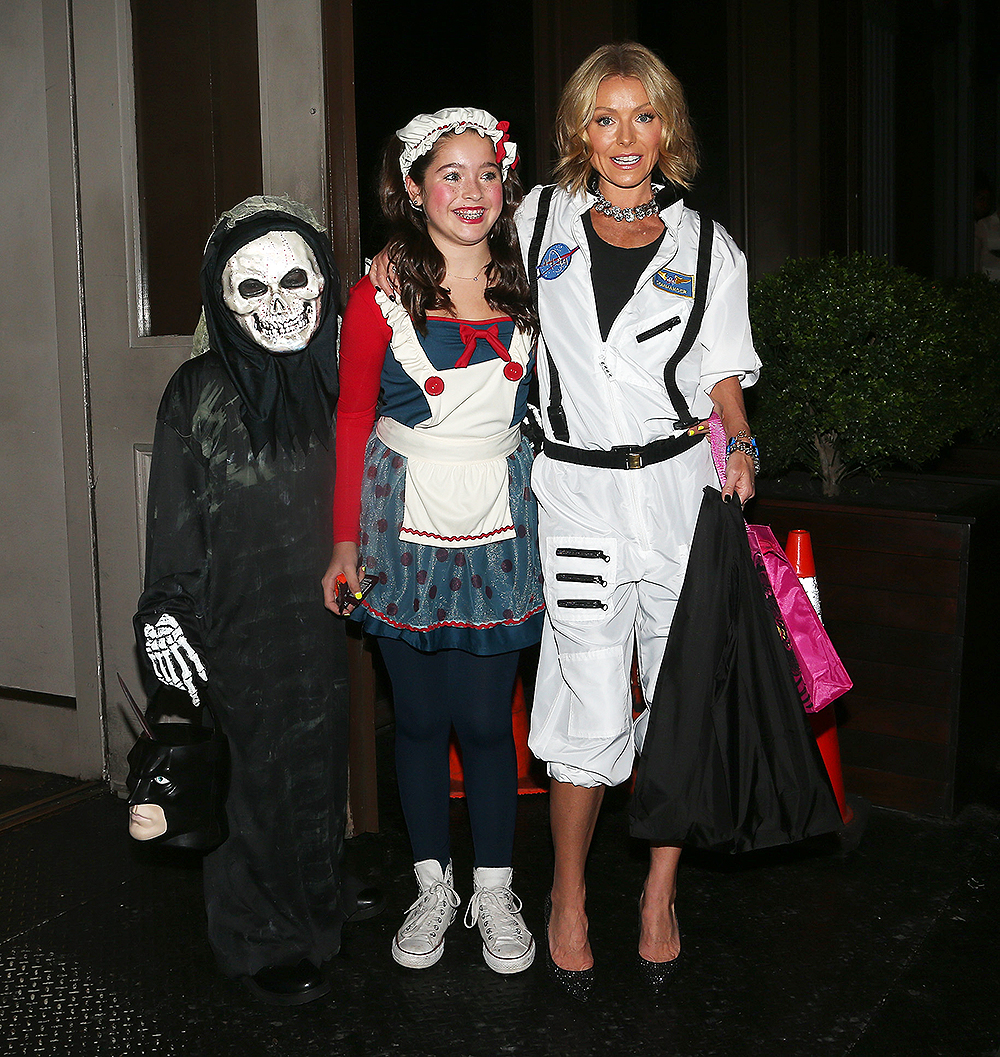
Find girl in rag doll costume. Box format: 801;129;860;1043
323;109;543;975
135;197;373;1006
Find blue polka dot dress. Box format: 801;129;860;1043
351;293;544;655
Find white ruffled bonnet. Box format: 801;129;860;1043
396;107;518;181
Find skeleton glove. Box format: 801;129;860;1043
143;613;208;706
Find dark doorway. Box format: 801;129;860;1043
351;2;536;263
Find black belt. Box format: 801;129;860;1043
542;431;704;470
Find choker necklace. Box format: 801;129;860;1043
593;188;659;223
448;262;490;282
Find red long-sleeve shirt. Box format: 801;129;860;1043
333;278;392;544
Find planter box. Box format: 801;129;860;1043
928;439;1000;479
754;476;1000;817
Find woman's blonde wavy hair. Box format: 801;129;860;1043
553;42;699;197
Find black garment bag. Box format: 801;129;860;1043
630;488;843;853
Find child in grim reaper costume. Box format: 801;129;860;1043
134;196;369;1005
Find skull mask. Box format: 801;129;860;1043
221;230;324;353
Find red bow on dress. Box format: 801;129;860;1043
455;323;511;368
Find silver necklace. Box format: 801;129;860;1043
593;188;659;223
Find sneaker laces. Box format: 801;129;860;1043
464;883;526;944
401;879;461;937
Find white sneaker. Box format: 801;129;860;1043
464;867;535;974
391;859;461;969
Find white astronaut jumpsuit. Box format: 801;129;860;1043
517;185;761;788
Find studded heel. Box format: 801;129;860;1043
543;895;593;1001
637;894;681;990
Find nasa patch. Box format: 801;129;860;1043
538;243;579;280
653;268;694;297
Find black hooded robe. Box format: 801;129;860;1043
135;202;348;977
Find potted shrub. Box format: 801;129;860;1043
749;253;973;496
746;254;1000;819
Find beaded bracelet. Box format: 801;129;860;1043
725;434;760;474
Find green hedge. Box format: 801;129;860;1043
749;253;987;495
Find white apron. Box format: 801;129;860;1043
373;288;533;549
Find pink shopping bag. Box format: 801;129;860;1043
744;523;852;711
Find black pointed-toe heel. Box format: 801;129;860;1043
637;896;680;991
637;947;680;990
543;895;593;1002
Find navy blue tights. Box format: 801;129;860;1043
377;639;520;871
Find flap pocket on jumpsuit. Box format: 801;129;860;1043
544;537;628;738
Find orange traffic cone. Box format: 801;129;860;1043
448;736;465;798
786;529;822;620
512;677;546;794
449;674;546;797
809;705;853;825
787;528;854;825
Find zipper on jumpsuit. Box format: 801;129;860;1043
567;208;651;547
568;211;633;461
600;229;681;556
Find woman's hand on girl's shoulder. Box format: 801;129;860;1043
369;248;398;300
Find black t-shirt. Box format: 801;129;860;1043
583;210;665;341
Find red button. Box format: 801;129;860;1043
424;376;445;396
503;362;523;382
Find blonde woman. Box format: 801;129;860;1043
518;42;759;997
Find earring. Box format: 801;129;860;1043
409;199;423;211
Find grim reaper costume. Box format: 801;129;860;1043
134;197;349;991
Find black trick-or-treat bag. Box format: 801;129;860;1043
629;488;843;853
121;676;229;852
